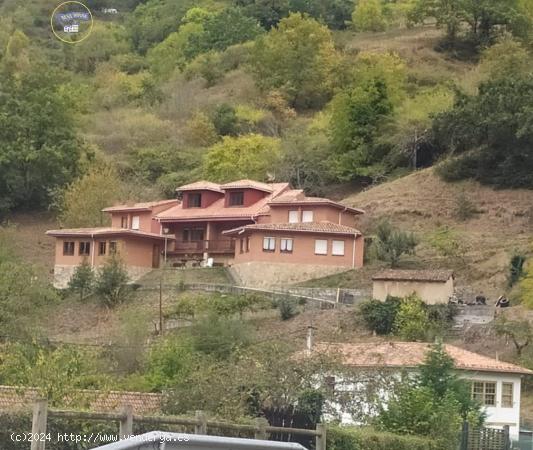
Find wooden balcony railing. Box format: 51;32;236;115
171;240;235;254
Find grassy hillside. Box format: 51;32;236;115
344;168;533;297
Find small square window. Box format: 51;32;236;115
99;241;106;256
63;241;74;256
79;241;91;256
121;216;128;228
109;241;117;254
280;238;293;253
471;381;497;406
302;210;314;223
229;191;244;206
263;237;275;252
314;239;327;255
332;240;345;256
288;210;299;223
188;193;202;207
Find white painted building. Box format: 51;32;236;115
308;342;532;441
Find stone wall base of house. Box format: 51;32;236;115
53;265;153;289
229;261;353;288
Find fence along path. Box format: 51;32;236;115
137;281;341;308
29;400;326;450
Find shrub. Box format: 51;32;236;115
191;314;252;359
68;259;94;300
453;190;478;221
327;426;440;450
94;255;130;308
279;297;298;320
508;254;526;287
359;297;401;335
371;220;417;267
393;294;431;341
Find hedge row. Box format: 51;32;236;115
327;426;443;450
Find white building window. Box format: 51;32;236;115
332;240;345;256
302;210;314;222
131;216;140;230
314;239;327;255
472;381;496;406
288;210;299;223
280;238;293;253
502;382;514;408
263;237;275;252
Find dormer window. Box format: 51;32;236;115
188;193;202;208
229;191;244;206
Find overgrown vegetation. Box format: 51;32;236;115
359;294;457;340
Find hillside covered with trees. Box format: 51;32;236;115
0;0;532;222
2;0;533;448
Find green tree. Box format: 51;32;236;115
127;0;199;53
393;294;431;341
352;0;388;31
187;7;263;56
410;0;525;46
0;69;85;214
211;103;239;136
478;35;533;80
57;165;125;228
328;78;393;180
203;134;281;182
434;74;533;188
359;296;402;334
68;260;95;301
145;336;196;390
191;314;252;360
377;342;482;444
94;255;130;308
251;13;340;108
371;220;418;267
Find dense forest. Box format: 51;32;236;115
0;0;532;223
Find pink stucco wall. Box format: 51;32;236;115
231;231;364;268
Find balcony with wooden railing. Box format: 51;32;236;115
169;239;235;255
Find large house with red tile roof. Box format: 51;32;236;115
46;179;365;288
306;341;533;441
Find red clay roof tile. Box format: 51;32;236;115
223;221;361;236
310;342;533;375
372;269;454;282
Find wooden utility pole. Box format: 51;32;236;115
159;275;163;335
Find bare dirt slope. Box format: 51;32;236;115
343;168;533;299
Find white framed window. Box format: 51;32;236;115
131;215;140;230
263;237;276;251
471;381;496;406
314;239;327;255
502;382;514;408
302;210;314;222
280;238;293;253
288;210;299;223
332;240;345;256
